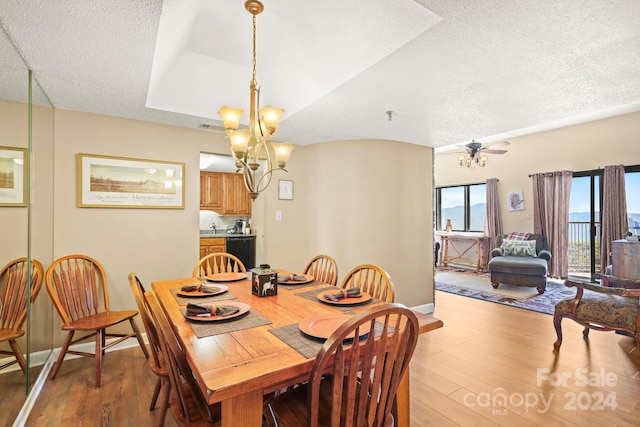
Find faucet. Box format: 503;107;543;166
210;223;217;233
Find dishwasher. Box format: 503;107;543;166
225;235;256;270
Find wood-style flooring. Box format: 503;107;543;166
9;290;640;426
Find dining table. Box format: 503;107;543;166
151;271;443;427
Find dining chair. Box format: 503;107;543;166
267;303;420;427
340;264;395;302
192;252;246;278
303;254;338;286
45;254;149;388
0;257;44;374
128;273;170;426
146;291;277;426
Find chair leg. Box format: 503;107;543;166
95;329;104;388
130;318;150;359
553;314;563;349
150;376;162;410
50;331;75;380
156;377;171;427
9;340;27;374
582;327;590;341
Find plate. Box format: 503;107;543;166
205;272;247;282
317;290;372;305
277;274;314;285
177;284;228;298
298;313;371;339
183;301;250;322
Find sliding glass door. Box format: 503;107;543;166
569;166;640;280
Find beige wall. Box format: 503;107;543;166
260;139;435;307
435;111;640;233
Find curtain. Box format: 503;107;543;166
485;178;503;258
600;165;628;270
532;171;572;278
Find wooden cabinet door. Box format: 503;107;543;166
200;238;226;260
222;173;251;216
200;172;223;211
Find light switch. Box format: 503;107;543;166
275;210;282;221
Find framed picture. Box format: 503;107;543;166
278;179;293;200
77;153;185;208
0;146;27;207
507;191;525;211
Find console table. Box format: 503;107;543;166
440;234;488;273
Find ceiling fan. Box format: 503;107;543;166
458;140;510;168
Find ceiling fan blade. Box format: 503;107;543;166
482;149;508;154
484;140;511;148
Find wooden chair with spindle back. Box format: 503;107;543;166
340;264;395;302
303;254;338;286
192;252;246;278
146;291;277;426
45;254;149;388
128;273;170;426
0;257;44;374
267;303;420;426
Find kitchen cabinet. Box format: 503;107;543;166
199;172;251;216
199;237;226;260
222;173;251;216
200;172;223;211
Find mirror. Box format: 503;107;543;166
0;24;54;424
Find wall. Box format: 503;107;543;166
261;139;435;308
435;111;640;233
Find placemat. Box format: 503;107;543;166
170;288;236;306
269;322;387;359
278;279;325;291
182;309;271;338
293;288;380;313
269;324;326;358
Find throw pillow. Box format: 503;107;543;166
505;232;531;241
501;240;537;257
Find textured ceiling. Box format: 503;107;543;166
1;0;639;149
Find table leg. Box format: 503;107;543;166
221;389;263;426
396;371;410;427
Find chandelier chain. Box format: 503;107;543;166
251;14;257;86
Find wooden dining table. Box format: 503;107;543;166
152;273;443;427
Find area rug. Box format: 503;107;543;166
435;268;576;315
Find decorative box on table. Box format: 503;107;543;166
251;265;278;297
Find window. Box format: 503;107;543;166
625;168;640;235
436;183;486;232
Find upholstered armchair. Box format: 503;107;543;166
553;276;640;349
487;233;552;294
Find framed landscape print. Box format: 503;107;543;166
77;153;185;208
0;146;27;207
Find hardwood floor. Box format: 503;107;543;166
18;290;640;426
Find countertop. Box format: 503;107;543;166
200;232;256;239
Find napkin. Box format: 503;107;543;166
278;274;307;283
186;303;239;317
181;284;219;293
324;287;362;301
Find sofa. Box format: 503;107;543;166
487;233;552;294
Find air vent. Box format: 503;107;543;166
198;123;226;133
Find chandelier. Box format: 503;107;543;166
218;0;293;200
458;141;487;168
458;152;488;168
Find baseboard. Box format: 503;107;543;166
1;332;149;374
410;303;435;314
12;350;55;427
